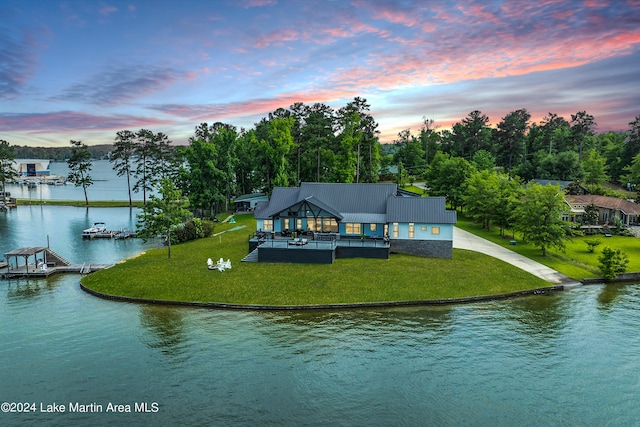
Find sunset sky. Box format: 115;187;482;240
1;0;639;147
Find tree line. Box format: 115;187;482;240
2;103;640;217
392;110;640;191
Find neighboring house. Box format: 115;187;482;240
250;182;456;264
12;159;51;177
234;193;268;212
564;195;640;226
531;179;587;194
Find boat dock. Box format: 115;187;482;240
1;246;113;279
82;222;136;239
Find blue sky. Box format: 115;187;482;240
1;0;639;147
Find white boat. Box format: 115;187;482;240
82;222;107;238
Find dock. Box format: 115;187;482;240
1;246;113;279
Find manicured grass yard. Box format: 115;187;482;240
456;216;640;280
81;214;551;306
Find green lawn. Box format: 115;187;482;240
81;214;551;306
456;215;640;280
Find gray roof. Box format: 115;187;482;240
234;193;267;202
386;196;456;224
255;183;397;219
255;183;456;225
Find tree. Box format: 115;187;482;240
67;140;93;206
582;148;609;186
495;109;531;171
420;116;440;167
464;170;500;230
459;110;492;157
109;130;136;207
0;140;18;195
471;149;496;171
622;153;640;193
583;204;600;230
570;111;596;161
299;103;336;183
598;247;628;280
621;115;640;170
393;129;424;174
136;178;191;259
133;129;158;206
336;97;381;183
425;152;473;209
513;183;568;256
585;238;601;253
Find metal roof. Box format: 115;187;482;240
255;183;457;225
386;196;457;224
4;247;48;257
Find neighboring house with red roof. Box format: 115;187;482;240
564;195;640;226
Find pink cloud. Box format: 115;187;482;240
254;28;301;48
0;111;175;133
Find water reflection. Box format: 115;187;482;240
139;305;188;359
597;283;621;307
4;276;62;301
502;294;568;337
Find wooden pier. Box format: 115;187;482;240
1;246;113;279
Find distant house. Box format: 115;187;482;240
564;195;640;226
233;193;268;212
249;182;456;264
12;159;51;177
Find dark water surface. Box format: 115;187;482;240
1;207;639;426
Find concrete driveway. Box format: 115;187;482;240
453;227;582;286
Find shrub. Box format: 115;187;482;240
585;238;601;253
598;247;629;280
172;218;216;244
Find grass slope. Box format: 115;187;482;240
82;214;550;306
456;216;640;280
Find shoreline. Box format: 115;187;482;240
80;282;567;311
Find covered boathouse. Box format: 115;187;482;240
248;183;457;264
1;247;111;278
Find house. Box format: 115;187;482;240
250;182;456;264
564;195;640;227
233;193;268;212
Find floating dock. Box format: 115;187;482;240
1;246;113;279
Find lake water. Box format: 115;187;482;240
5;160;150;202
1;210;640;425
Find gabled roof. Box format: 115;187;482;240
565;195;640;215
255;183;457;224
255;183;397;219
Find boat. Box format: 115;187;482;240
82;222;108;238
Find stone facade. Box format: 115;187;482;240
390;239;453;259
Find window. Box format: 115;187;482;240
323;217;338;232
408;223;415;238
283;218;290;230
431;226;440;235
307;217;317;231
346;223;361;235
392;222;399;238
296;218;302;230
264;219;273;231
421;226;427;231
